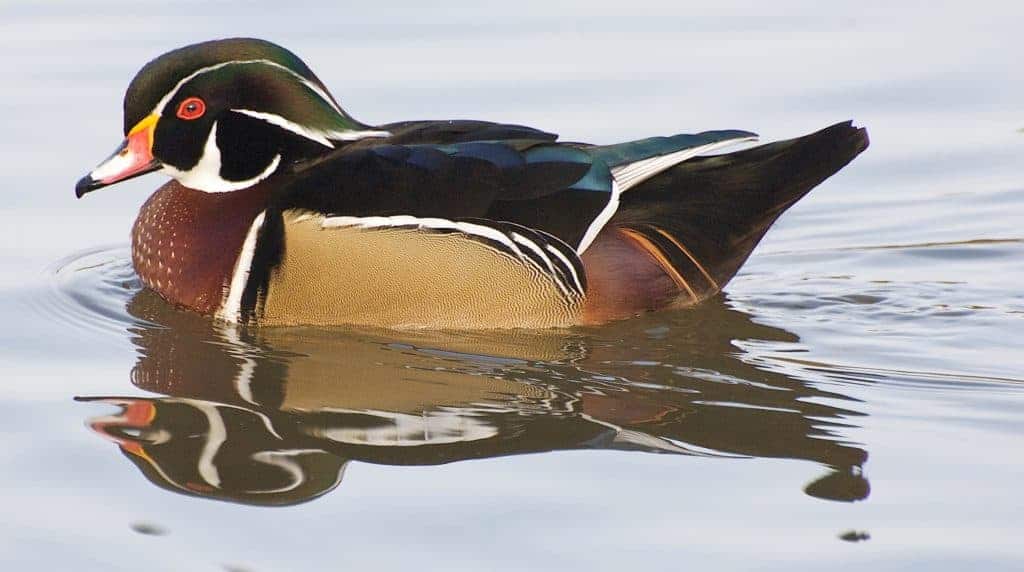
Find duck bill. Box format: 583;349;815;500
75;114;162;198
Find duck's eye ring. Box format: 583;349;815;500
176;97;206;120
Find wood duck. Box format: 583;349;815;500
75;38;868;329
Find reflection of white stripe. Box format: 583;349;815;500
192;401;228;488
248;450;335;494
219;325;259;405
249;450;347;497
216;211;266;324
306;409;499;446
231;109;389;147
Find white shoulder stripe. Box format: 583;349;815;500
577;180;621;255
216;210;266;324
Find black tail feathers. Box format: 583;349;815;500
611;121;869;302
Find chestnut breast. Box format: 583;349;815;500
131;180;271;314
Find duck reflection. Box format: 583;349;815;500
80;289;870;506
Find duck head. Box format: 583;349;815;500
76;38;386;197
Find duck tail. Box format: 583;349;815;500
604;120;869;304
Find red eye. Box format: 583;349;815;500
176;97;206;120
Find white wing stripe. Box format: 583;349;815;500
577;136;757;255
151;59;391;141
153;59;343;117
610;137;758;192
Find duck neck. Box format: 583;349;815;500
131;180;273;315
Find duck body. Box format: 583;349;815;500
78;38;869;329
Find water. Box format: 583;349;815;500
3;2;1023;570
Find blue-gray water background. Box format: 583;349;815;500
2;1;1022;570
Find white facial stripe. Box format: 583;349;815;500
232;109;335;147
216;210;267;324
317;128;392;141
152;58;344;118
161;122;281;193
230;109;390;146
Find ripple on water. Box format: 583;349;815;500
47;240;1023;392
43;246;146;340
45;244;886;503
33;233;1024;515
727;234;1024;383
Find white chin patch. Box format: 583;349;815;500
162;121;281;193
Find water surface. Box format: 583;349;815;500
2;2;1022;570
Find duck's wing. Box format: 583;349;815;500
486;130;758;251
281;139;596;234
282;130;756;252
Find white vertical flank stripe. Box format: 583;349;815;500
216;210;267;324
